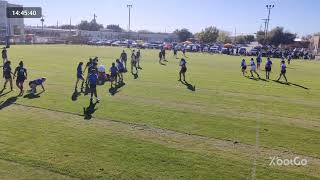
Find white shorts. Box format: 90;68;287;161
2;58;7;65
251;66;256;71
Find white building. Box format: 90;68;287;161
0;0;24;40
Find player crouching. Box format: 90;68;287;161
28;77;46;95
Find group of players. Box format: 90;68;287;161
1;47;46;96
74;49;144;103
74;48;189;103
240;54;288;83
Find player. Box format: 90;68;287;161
162;49;167;61
131;50;138;73
179;58;187;81
116;59;125;83
265;57;272;80
1;47;7;66
240;59;247;76
2;61;13;91
110;62;118;88
182;48;186;57
13;61;27;95
75;62;84;92
84;58;93;85
88;69;99;102
159;50;163;63
256;54;262;70
287;55;292;64
120;50;127;71
136;49;142;69
173;47;178;58
249;58;260;79
277;60;288;83
28;77;46;94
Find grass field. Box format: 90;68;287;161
0;45;319;179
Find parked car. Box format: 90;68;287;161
247;48;258;56
210;46;220;53
239;47;247;55
221;48;229;54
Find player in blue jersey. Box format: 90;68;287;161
75;62;84;92
13;61;27;95
265;57;273;80
240;59;247;76
277;60;288;83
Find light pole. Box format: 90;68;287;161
127;4;132;39
40;15;45;32
265;4;274;37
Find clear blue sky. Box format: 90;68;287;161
8;0;320;36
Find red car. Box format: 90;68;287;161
163;43;173;50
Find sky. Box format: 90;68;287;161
7;0;320;36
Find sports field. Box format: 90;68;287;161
0;45;319;179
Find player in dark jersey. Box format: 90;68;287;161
2;47;7;66
159;50;163;64
136;50;142;69
179;58;187;81
116;59;125;83
131;50;138;73
84;58;93;85
75;62;84;92
265;57;272;80
110;62;118;88
2;61;13;91
88;69;99;102
173;48;178;58
28;77;46;94
120;50;127;71
162;49;167;61
13;61;27;95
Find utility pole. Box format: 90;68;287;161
234;27;237;43
265;4;274;37
40;15;45;33
127;4;132;39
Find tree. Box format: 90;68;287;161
256;30;266;45
77;20;103;31
244;35;255;43
197;26;219;43
106;24;123;32
235;35;246;44
174;28;193;42
217;31;232;44
267;27;296;46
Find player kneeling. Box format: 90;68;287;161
28;77;46;94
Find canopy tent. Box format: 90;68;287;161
224;43;233;48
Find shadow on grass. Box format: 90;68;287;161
245;76;268;82
159;62;166;66
0;96;18;110
0;88;12;97
23;91;44;99
272;80;309;90
109;82;125;96
71;89;82;101
181;81;196;92
83;100;98;120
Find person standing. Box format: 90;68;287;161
131;50;138;73
173;47;177;58
13;61;27;95
136;49;142;69
256;54;262;70
75;62;84;92
116;59;125;83
265;57;272;80
1;47;7;66
110;62;118;88
2;61;13;91
159;50;163;64
162;49;167;61
120;50;127;71
88;69;99;102
179;58;187;82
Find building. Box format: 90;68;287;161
0;0;24;41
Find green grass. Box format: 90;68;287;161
0;45;320;179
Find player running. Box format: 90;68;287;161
28;77;46;94
75;62;84;92
249;58;260;79
173;47;177;58
265;57;272;80
13;61;27;95
116;59;125;83
162;49;167;61
120;50;128;71
240;59;247;76
179;58;187;82
110;62;118;88
2;61;13;91
277;60;288;83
